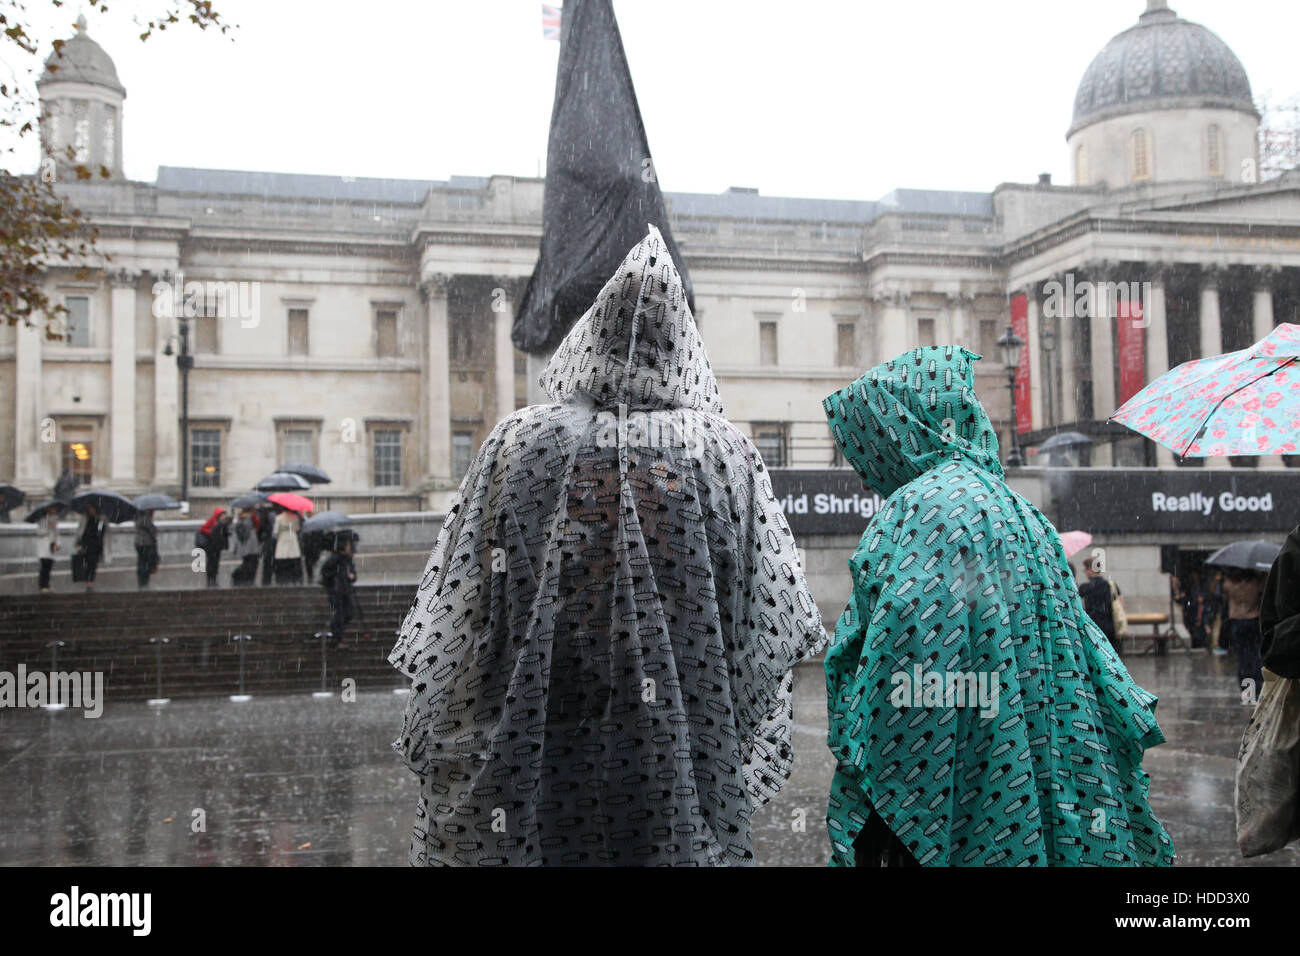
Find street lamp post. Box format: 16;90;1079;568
161;283;194;511
998;325;1026;468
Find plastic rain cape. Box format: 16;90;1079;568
390;226;825;866
822;347;1174;866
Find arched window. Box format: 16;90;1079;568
1075;144;1089;184
1207;124;1223;176
1132;128;1151;181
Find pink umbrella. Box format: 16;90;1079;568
1110;323;1300;457
1058;530;1093;559
266;492;314;514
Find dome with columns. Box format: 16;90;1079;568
36;15;125;94
1070;0;1255;137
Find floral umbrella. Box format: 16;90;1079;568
1110;323;1300;457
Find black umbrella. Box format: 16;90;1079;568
53;469;77;503
133;492;181;512
278;462;332;485
69;489;138;523
230;492;268;510
1206;540;1282;574
255;472;311;492
1035;431;1093;454
0;483;26;511
24;499;67;523
301;510;351;534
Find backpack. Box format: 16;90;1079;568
194;529;209;549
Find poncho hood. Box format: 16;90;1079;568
823;346;1003;497
539;224;723;414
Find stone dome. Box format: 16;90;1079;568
1069;1;1254;137
36;15;125;94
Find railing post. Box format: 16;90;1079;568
147;637;170;706
312;631;333;698
43;640;68;711
230;633;253;702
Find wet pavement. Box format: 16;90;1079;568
0;650;1295;866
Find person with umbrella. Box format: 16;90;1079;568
1261;522;1300;680
1077;554;1128;656
230;507;262;586
318;530;358;644
1207;541;1279;705
74;501;107;591
134;509;159;589
196;507;232;588
30;501;65;592
271;500;304;585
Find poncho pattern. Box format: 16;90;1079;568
391;226;825;866
823;347;1174;866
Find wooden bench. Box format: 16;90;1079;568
1123;611;1187;656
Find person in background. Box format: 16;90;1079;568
197;507;231;588
134;509;159;589
35;504;63;592
1261;522;1300;679
1221;566;1268;705
75;502;107;591
230;508;261;586
300;511;323;584
258;503;276;586
272;507;303;585
1077;555;1127;656
1205;569;1229;656
1172;570;1209;650
318;532;357;645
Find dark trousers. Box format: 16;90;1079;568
261;547;275;585
852;812;919;867
329;592;355;639
1230;618;1264;696
38;558;53;590
82;549;100;583
231;555;259;586
273;558;302;585
204;548;222;587
136;545;158;588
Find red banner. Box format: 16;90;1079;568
1116;298;1146;407
1010;293;1032;434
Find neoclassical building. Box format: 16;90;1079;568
5;1;1299;521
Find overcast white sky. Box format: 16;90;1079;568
6;0;1298;201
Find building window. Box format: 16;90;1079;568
979;318;999;359
753;422;788;468
836;321;857;367
374;309;398;358
513;350;527;375
103;105;116;170
452;431;474;481
281;428;315;466
450;315;476;363
1207;124;1223;176
373;429;402;487
194;315;218;354
63;295;90;347
759;320;778;366
1132;128;1150;181
61;435;93;486
190;428;222;488
917;316;937;348
287;308;309;356
72;100;89;164
1075;144;1089;185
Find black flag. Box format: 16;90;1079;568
513;0;693;353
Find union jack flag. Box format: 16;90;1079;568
541;3;561;41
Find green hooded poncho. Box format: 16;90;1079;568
822;346;1174;867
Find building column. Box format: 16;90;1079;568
1145;267;1175;467
1198;267;1224;467
1087;266;1117;466
1253;266;1283;467
151;271;180;486
493;277;517;424
1056;274;1079;425
15;312;45;486
1026;287;1044;430
109;269;138;484
421;273;452;486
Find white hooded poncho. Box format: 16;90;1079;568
390;226;825;866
